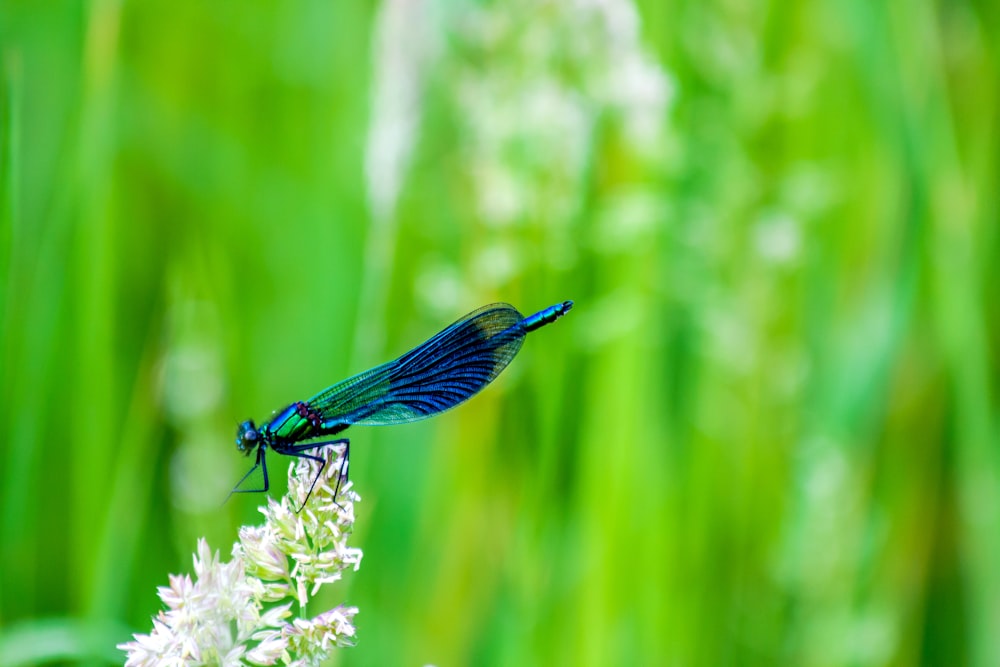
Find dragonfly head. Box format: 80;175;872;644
236;420;261;456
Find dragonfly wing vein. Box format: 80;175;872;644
350;306;526;425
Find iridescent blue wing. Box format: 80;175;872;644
306;303;528;428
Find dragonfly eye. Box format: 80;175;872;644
236;420;260;454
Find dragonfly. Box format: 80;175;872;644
230;300;573;511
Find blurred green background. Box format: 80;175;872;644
1;0;998;665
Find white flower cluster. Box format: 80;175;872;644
450;0;673;228
119;446;363;666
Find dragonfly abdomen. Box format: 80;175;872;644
519;300;574;332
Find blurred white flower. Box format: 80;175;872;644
365;0;674;308
753;212;802;265
365;0;439;224
119;445;362;666
450;0;672;228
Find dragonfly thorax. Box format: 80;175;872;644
236;420;263;455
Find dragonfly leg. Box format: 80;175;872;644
332;440;350;507
226;445;269;502
277;438;350;513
